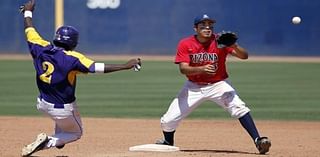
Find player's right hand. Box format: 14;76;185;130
202;64;216;74
20;0;35;13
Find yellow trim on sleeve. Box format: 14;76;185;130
64;51;94;68
25;27;50;47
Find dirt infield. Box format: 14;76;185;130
1;117;320;157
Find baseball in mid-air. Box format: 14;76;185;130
292;16;301;25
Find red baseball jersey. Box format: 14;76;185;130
175;35;234;84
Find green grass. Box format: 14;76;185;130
0;60;319;121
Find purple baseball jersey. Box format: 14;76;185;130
25;27;95;104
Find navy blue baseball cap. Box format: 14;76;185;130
194;14;216;25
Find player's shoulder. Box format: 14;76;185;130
64;50;86;58
63;50;94;66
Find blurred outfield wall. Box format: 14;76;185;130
1;0;320;56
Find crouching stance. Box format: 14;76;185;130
156;14;271;154
20;0;141;156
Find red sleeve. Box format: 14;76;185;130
175;40;190;64
223;47;235;54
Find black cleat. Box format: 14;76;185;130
56;144;65;149
255;137;271;154
155;139;173;146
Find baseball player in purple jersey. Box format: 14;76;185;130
20;0;141;156
155;14;271;154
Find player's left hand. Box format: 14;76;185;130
217;31;238;47
20;0;36;13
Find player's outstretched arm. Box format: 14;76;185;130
20;0;35;29
103;58;141;73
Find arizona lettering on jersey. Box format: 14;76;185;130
25;27;95;104
175;35;234;84
190;52;218;63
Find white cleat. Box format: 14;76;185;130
21;133;48;157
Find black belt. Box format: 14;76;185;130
195;82;217;85
39;96;65;109
54;104;64;109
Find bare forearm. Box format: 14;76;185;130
179;62;215;75
179;66;202;75
21;0;35;29
102;58;141;73
104;64;130;73
231;44;248;59
24;17;33;29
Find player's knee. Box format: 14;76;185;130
222;92;250;118
160;117;178;132
229;106;250;118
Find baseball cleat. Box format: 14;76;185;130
21;133;49;157
155;139;173;146
56;144;65;149
255;137;271;154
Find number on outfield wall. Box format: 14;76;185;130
87;0;120;9
39;61;54;84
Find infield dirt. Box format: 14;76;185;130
1;117;320;157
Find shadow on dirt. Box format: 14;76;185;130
181;149;256;155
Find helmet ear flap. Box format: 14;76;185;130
53;26;79;50
53;40;75;51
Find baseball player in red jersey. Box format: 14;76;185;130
156;14;271;154
20;0;141;156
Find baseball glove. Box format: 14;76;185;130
217;31;238;47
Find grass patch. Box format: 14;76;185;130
0;60;319;121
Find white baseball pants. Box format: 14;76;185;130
36;98;82;148
161;79;250;132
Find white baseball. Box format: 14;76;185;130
292;16;301;25
133;64;141;72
